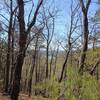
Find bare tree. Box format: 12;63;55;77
79;0;91;74
28;27;43;97
42;8;55;78
5;0;13;93
59;1;80;82
11;0;43;100
49;47;55;78
53;45;59;76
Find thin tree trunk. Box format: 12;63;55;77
10;26;15;89
28;36;38;97
59;48;71;82
79;13;89;74
46;44;49;78
35;47;39;84
38;48;41;82
22;68;28;92
49;49;55;78
9;28;15;94
90;58;100;75
53;46;59;75
5;0;13;92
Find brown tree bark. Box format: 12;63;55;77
49;49;55;78
10;0;43;99
28;35;38;97
59;46;71;82
90;58;100;75
79;0;91;74
5;0;13;93
11;0;26;97
46;44;49;78
9;17;17;94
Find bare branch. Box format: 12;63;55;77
26;0;43;34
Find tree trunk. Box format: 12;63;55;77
79;13;89;74
28;36;38;97
78;0;91;74
10;0;43;99
5;0;13;92
49;50;54;78
11;0;26;99
38;48;41;82
5;29;11;92
11;47;26;100
53;46;59;75
59;49;70;82
35;50;39;84
90;58;100;75
28;54;36;97
46;44;49;78
9;26;15;91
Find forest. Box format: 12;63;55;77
0;0;100;100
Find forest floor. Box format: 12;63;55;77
0;93;48;100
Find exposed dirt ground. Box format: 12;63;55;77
0;93;48;100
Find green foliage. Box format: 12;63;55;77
85;48;100;66
64;66;100;100
33;66;100;100
47;79;60;100
64;66;81;100
80;73;100;100
32;48;100;100
33;76;61;100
